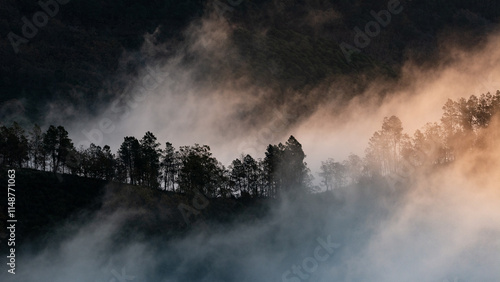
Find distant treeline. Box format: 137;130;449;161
1;91;499;197
320;91;500;190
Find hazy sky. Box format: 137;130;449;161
54;16;500;181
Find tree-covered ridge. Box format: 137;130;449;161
0;126;312;197
2;91;499;197
319;91;500;188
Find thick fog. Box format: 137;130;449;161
6;6;500;282
48;14;500;174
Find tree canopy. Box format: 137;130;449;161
2;91;499;197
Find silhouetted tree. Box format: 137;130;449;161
0;122;29;167
79;143;115;180
365;116;404;175
56;126;74;173
422;122;447;164
43;126;58;172
118;136;141;185
230;158;246;195
283;136;309;193
409;129;427;166
319;158;346;190
243;154;260;196
178;144;224;197
43;125;73;173
65;146;82;176
161;142;178;191
101;145;115;181
85;144;101;178
343;154;363;184
264;136;309;197
263;143;284;197
229;154;261;197
114;154;128;183
28;124;45;170
319;158;335;191
140;131;162;189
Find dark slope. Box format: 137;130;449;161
0;168;282;255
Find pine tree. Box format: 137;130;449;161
118;136;141;185
161;142;177;191
140;131;162;188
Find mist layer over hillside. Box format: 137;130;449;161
2;1;500;282
2;125;499;281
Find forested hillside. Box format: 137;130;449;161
2;91;498;196
1;89;499;281
1;1;500;281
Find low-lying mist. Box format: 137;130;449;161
3;129;499;281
